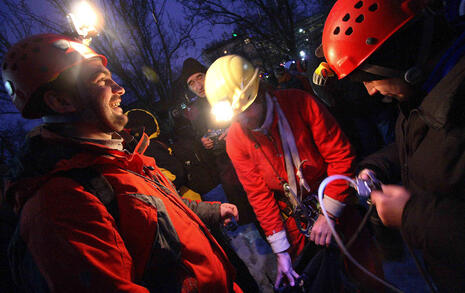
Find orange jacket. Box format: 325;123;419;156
8;127;240;292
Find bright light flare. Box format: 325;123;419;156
212;100;234;122
75;2;97;27
69;1;102;38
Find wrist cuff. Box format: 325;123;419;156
322;195;346;218
266;230;290;253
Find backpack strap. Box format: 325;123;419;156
8;167;119;293
58;167;119;226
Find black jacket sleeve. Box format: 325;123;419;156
356;142;401;184
182;199;221;228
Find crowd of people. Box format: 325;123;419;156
0;0;464;292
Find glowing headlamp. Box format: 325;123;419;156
67;1;102;42
212;100;234;122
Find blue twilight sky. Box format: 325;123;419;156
21;0;230;66
0;0;232;155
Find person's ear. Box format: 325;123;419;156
43;90;77;114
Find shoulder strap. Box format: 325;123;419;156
57;167;119;226
7;167;119;293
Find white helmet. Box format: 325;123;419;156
205;55;259;121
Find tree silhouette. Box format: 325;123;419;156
0;0;203;157
178;0;334;61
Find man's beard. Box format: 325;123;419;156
78;99;127;133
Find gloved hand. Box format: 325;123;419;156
275;251;299;288
312;62;335;86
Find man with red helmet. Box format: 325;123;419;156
1;34;243;292
323;0;465;290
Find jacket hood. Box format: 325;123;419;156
5;128;82;210
10;130;80;181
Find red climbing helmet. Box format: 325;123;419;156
1;33;107;118
322;0;428;79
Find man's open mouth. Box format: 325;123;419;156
110;97;123;114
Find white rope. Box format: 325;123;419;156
318;175;403;293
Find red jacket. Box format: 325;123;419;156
8;127;240;292
226;89;355;245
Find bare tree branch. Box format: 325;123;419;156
178;0;333;60
0;0;203;158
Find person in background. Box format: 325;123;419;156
273;65;312;92
168;92;225;200
179;58;258;225
1;33;242;292
322;0;465;291
125;109;189;192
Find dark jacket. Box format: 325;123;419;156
172;135;220;195
188;98;216;139
187;97;258;225
359;55;465;291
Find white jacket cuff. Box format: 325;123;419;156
322;195;346;218
266;230;291;253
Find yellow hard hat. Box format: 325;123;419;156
205;55;259;121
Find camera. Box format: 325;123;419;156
206;128;224;140
205;129;226;150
